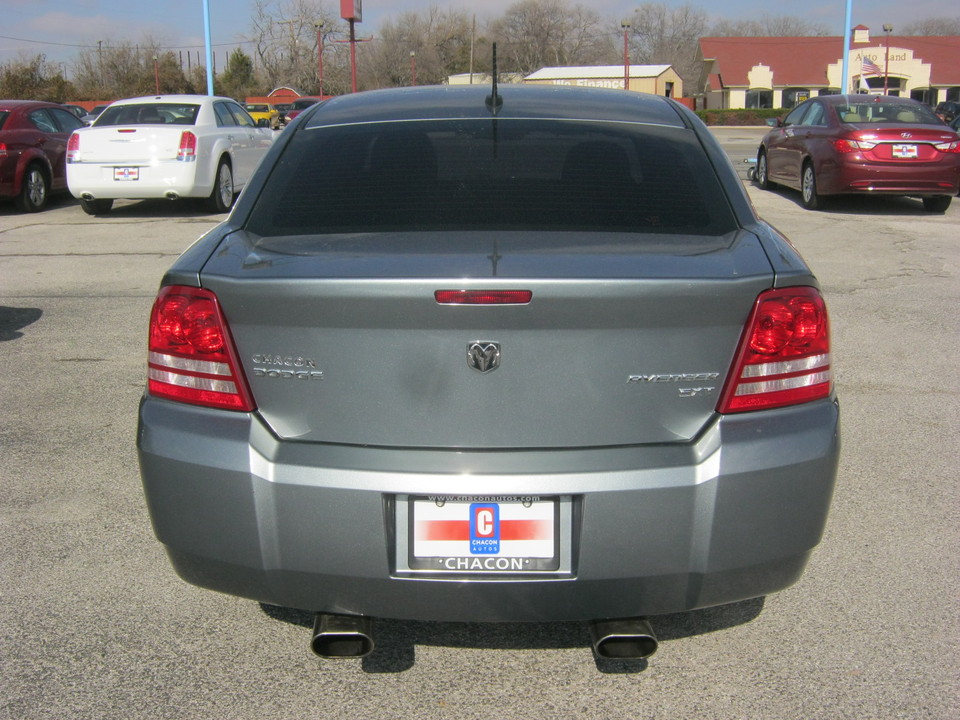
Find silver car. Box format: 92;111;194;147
137;85;840;661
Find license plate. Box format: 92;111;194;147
892;144;918;159
114;167;139;181
408;496;560;573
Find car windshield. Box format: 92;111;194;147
836;101;941;124
246;118;737;237
96;103;200;126
246;104;269;113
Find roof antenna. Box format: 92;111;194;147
485;42;502;115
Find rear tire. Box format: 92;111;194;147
16;164;49;212
801;162;822;210
207;159;234;213
921;196;951;213
80;198;114;216
756;151;771;190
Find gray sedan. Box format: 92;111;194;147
137;84;839;662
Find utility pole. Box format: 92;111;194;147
621;21;631;91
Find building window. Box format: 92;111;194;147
818;88;841;96
946;87;960;102
782;88;811;109
746;89;773;109
664;82;674;98
910;88;935;106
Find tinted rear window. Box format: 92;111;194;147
836;101;940;124
0;111;8;129
247;119;737;236
96;103;200;126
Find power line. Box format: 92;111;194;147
0;33;255;52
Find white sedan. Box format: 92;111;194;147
66;95;274;215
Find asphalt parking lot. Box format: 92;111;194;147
1;129;958;719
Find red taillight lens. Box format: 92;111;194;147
177;131;197;162
147;286;255;411
831;138;876;153
66;133;80;162
0;142;7;157
935;140;960;153
718;287;832;413
435;290;533;305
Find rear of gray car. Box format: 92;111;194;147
138;86;839;660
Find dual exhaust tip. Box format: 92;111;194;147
309;613;657;661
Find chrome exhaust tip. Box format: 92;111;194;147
164;191;179;200
80;193;94;201
310;613;374;659
589;617;658;660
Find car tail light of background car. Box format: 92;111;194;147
718;287;832;413
177;131;198;162
147;286;255;411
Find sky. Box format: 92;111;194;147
1;0;957;75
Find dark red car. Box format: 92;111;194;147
756;95;960;212
0;99;85;212
284;97;323;123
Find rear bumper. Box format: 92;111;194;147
820;156;960;196
137;397;840;622
66;161;212;200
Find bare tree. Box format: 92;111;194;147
901;17;960;35
625;3;709;86
362;6;473;88
709;14;830;37
489;0;611;75
247;0;346;94
0;53;74;101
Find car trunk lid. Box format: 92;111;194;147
199;229;774;449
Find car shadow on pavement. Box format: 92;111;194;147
260;596;764;674
0;306;43;341
751;183;952;215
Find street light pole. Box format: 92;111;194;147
410;51;417;86
621;21;631;91
883;24;893;95
316;21;324;97
153;56;160;94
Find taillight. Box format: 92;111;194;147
0;142;7;157
66;133;80;163
718;287;832;413
831;138;876;153
177;131;197;162
934;140;960;153
147;286;255;411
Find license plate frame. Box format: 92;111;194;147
891;144;918;159
114;167;139;181
397;495;571;575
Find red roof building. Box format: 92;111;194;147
697;26;960;110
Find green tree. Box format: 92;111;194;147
219;49;257;100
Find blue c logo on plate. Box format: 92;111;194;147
470;504;500;554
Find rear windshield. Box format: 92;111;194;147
836;101;941;124
0;111;8;129
246;104;269;113
95;103;200;126
246;119;737;236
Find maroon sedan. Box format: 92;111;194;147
0;99;85;212
756;95;960;212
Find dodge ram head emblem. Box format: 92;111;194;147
467;342;501;373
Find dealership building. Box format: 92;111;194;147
698;26;960;109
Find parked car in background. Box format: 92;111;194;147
245;103;280;130
82;103;110;125
284;96;322;122
138;84;840;662
273;102;292;124
934;100;960;124
756;95;960;212
61;104;88;121
0;99;85;212
66;94;274;215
